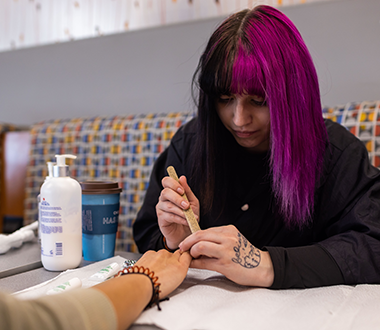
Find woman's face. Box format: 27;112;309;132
216;94;271;153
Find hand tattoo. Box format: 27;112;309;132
232;233;261;268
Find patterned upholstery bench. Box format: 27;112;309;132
322;100;380;167
22;100;379;253
23;112;194;252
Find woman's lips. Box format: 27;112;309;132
234;130;256;138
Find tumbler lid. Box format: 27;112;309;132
80;181;122;194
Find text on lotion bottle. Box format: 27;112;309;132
40;154;82;271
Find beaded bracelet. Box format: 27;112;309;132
114;265;164;310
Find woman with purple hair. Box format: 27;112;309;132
133;5;380;288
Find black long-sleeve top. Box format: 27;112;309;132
133;118;380;288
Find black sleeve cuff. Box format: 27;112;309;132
152;231;165;251
264;245;344;289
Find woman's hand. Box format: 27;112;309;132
179;225;274;287
156;175;200;250
136;249;192;298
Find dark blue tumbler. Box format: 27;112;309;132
80;181;122;261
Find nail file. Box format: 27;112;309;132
166;166;201;233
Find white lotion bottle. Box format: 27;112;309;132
40;154;82;271
38;161;55;244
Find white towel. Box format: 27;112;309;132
135;268;380;330
0;221;38;254
14;256;126;299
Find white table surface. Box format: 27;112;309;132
2;239;380;330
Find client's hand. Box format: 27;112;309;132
135;249;192;298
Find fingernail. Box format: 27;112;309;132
177;187;184;194
181;201;189;209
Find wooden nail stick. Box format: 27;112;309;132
166;166;201;233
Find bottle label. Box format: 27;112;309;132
41;241;64;258
40;200;63;234
82;203;119;235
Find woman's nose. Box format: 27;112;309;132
233;101;251;127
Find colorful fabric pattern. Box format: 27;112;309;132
322;101;380;167
24;112;194;252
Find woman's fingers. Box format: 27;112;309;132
159;184;189;210
156;174;200;249
177;249;193;267
178;176;197;205
179;226;232;252
156;184;190;227
188;240;223;259
189;256;220;272
156;200;188;224
161;175;184;195
157;175;199;228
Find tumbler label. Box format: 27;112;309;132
82;203;119;234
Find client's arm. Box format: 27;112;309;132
94;249;191;330
0;250;191;330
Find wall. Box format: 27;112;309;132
286;0;380;107
0;0;379;126
1;0;331;53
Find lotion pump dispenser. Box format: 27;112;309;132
40;154;82;271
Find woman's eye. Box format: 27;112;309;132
218;97;233;104
251;96;266;106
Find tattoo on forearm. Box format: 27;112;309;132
232;233;261;268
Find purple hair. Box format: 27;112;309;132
191;5;327;228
